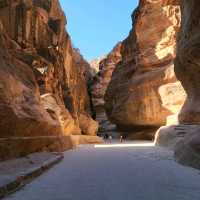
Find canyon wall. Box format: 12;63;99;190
92;43;122;108
105;0;186;138
0;0;99;160
156;0;200;169
91;43;122;134
89;56;106;76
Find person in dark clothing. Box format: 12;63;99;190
104;133;109;139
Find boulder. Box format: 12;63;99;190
175;126;200;169
41;93;81;135
79;114;99;136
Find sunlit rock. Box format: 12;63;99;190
105;0;184;138
173;0;200;169
0;0;98;160
41;93;81;135
91;43;122;135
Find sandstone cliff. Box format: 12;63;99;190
0;0;98;160
105;0;185;137
155;0;200;169
92;43;122;108
91;43;122;134
89;56;106;76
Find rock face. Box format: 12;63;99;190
73;48;95;82
0;0;98;160
105;0;185;136
154;0;200;170
175;0;200;124
89;56;106;76
172;0;200;169
65;48;98;136
92;43;122;108
41;94;80;135
0;27;62;137
91;43;122;134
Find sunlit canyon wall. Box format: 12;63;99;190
0;0;99;160
104;0;186;139
91;43;122;136
156;0;200;169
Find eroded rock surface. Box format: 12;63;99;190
0;0;98;160
172;0;200;169
89;56;106;76
91;43;122;134
154;0;200;170
92;43;122;108
0;26;62;138
175;0;200;124
105;0;185;137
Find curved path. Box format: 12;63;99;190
5;141;200;200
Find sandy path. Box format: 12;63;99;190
5;142;200;200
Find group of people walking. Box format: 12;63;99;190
103;134;124;143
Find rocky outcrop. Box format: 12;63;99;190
175;0;200;124
0;0;98;160
92;43;122;108
41;93;80;135
0;25;62;138
169;0;200;169
73;48;94;82
174;126;200;170
91;43;122;135
89;56;106;76
154;0;200;170
105;0;185;137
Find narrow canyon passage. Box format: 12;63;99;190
5;141;200;200
1;0;200;199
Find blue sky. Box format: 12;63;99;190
60;0;139;61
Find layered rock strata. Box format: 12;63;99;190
0;0;98;160
105;0;185;138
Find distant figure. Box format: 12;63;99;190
104;133;109;139
120;135;123;143
109;135;112;143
